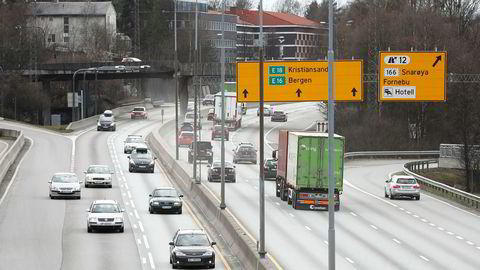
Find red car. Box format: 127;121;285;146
131;107;148;119
178;131;196;147
211;125;229;141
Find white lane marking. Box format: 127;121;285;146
70;136;76;172
0;137;33;207
122;192;126;196
345;257;355;264
289;213;295;218
413;215;419;218
422;193;480;218
344;180;398;207
133;224;137;229
128;191;132;198
393;238;401;244
138;221;145;233
324;240;328;245
476;246;480;250
125;202;130;206
276;202;280;206
143;235;150;249
467;241;475;245
370;225;378;230
142;257;147;264
350;212;357;217
420;255;430;262
421;218;428;222
245;179;249;182
137;238;142;245
129;212;133;216
399;208;404;211
456;236;464;240
406;211;412;214
134;209;140;219
130;200;136;208
438;227;445;231
124;182;129;189
305;226;312;231
429;223;436;227
447;231;454;235
148;252;156;269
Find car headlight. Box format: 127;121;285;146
207;152;212;156
114;217;123;223
129;160;135;165
74;186;81;191
151;201;159;205
173;202;181;206
175;250;186;257
203;250;213;256
51;186;59;191
149;160;155;166
110;123;115;126
88;217;97;222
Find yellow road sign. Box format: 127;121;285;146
236;60;363;102
378;51;447;101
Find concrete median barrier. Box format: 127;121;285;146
147;120;278;270
0;128;25;186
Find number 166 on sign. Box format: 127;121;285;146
384;68;399;77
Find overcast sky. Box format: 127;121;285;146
258;0;349;12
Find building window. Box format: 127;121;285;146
49;17;53;21
64;17;69;25
48;34;55;43
64;25;69;33
64;36;69;43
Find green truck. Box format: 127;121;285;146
273;130;345;211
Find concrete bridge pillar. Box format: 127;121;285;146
179;76;189;116
41;80;51;125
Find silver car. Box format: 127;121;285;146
86;200;125;233
124;136;146;154
49;172;82;199
385;175;420;200
84;165;114;188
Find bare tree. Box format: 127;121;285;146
235;0;253;9
273;0;303;15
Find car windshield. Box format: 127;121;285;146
239;146;253;152
132;152;152;159
205;95;214;99
194;142;212;149
274;111;284;115
266;160;276;166
91;203;120;213
181;132;194;138
126;137;143;143
153;189;178;197
185;113;194;119
176;234;210;246
397;178;416;184
212;161;233;168
104;113;113;117
87;166;110;174
52;174;77;183
133;107;145;112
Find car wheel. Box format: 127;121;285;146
108;184;112;188
384;188;388;198
253;161;257;164
87;226;92;233
49;194;53;199
77;196;81;200
177;208;182;214
97;127;100;131
389;190;395;200
149;207;153;214
119;227;124;233
112;127;116;131
150;169;154;173
415;195;420;200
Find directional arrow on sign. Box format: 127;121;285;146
296;89;302;97
432;55;442;67
351;88;357;97
242;89;248;98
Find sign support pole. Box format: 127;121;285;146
258;0;266;258
327;0;336;269
220;0;226;209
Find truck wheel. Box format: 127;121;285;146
292;191;298;209
188;155;192;164
276;179;281;197
287;192;292;205
335;205;340;211
280;184;287;201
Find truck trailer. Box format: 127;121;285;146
214;91;242;130
274;130;345;211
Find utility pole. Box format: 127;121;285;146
220;0;226;209
193;0;199;183
174;0;180;160
258;0;266;258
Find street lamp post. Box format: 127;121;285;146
193;0;199;183
174;0;180;160
220;0;226;209
258;0;266;258
72;68;95;122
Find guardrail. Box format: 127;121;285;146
345;150;440;159
404;159;480;210
0;128;25;186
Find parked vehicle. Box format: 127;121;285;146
207;108;215;121
97;110;116;131
131;106;148;119
148;187;183;214
128;146;156;173
214;91;242;130
49;172;82;199
232;142;257;164
385;175;420;200
188;141;213;164
211;124;229;141
86;200;124;233
263;158;277;179
84;165;114;188
202;94;215;106
169;229;216;269
271;110;288;122
207;161;236;182
273;131;345;211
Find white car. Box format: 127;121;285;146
257;104;273;116
86;200;125;233
184;112;202;129
84;165;114;188
49;172;82;199
124;136;146;154
385;175;420;200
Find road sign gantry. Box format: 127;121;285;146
236;60;363;102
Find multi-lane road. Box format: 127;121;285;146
1;102;480;270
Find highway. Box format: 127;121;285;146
158;102;480;270
0;108;227;270
1;102;480;269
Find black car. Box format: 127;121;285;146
128;147;156;173
233;143;257;164
169;229;216;269
188;141;213;164
264;158;277;179
207;161;236;182
148;187;183;214
271;110;288;122
179;122;194;133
